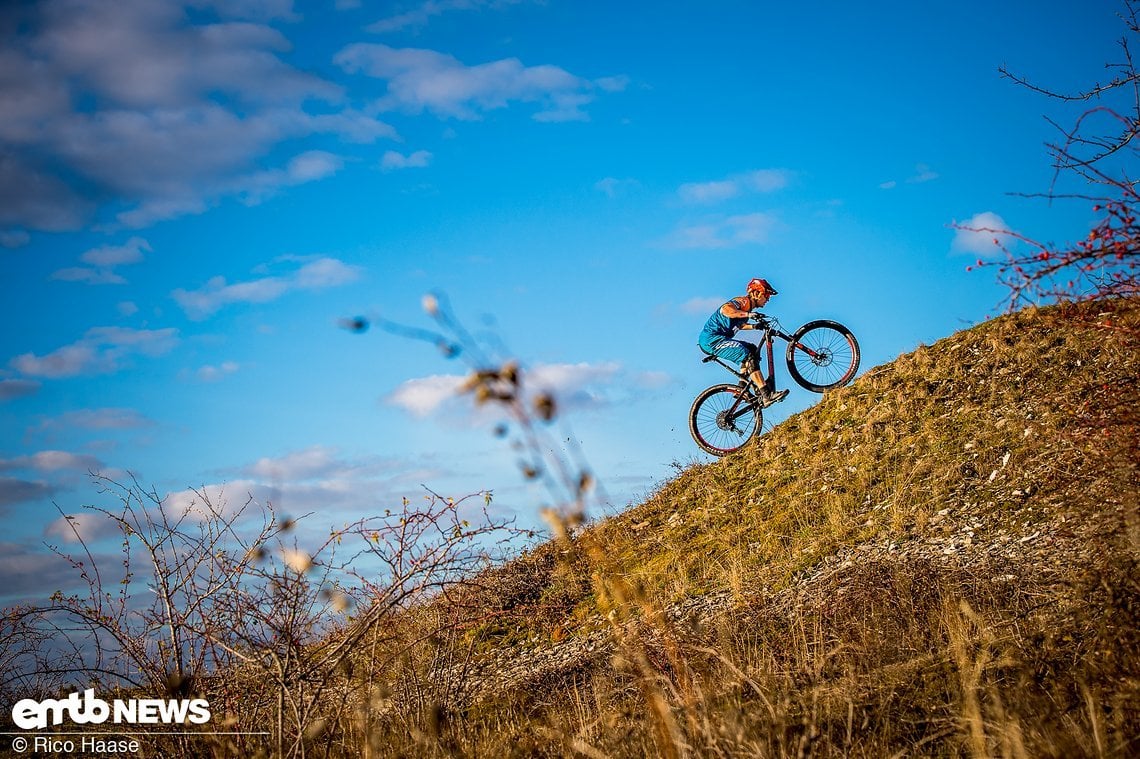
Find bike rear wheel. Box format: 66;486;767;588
688;383;762;456
785;320;860;392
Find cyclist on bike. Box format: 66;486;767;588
698;278;789;407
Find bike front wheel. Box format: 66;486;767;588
689;383;762;456
785;320;860;392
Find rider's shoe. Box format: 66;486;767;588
760;388;789;407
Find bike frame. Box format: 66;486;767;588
701;321;798;391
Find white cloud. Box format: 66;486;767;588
81;236;151;267
163;447;436;522
10;327;179;379
51;236;151;285
336;43;612;123
387;374;466;417
366;0;525;33
196;361;240;382
44;511;121;543
50;267;129;285
595;177;639;198
527;362;620;394
0;151;93;231
26;444;440;546
164;480;269;521
34;4;331;109
0;477;55;509
0;450;103;474
908;163;939;183
291;257;361;288
879;164;939;190
172;256;362;320
0;541;88;597
680;296;726;315
191;0;300;22
382;149;433;171
0;2;394;232
36;407;154;431
246;446;341;481
0;229;31;248
242;445;406;484
0;379;40;402
174;276;289;318
678;169;790;205
595;75;630;93
666;212;778;250
634;370;671;389
678;179;739;205
953;211;1013;257
234;150;345;206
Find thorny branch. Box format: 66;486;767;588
963;2;1140;311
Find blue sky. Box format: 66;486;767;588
0;0;1124;601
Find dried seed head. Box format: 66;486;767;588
501;360;519;385
540;507;568;541
282;548;314;573
339;316;369;333
534;393;556;421
578;471;594;494
330;592;350;613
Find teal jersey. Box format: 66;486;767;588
699;298;749;352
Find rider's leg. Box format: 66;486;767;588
745;350;788;406
713;341;784;403
741;355;767;393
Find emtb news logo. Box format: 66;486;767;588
11;689;211;730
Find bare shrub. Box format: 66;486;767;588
10;475;521;757
964;2;1139;309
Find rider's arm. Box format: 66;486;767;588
720;297;755;329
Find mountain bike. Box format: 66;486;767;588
689;314;860;456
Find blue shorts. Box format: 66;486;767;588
699;338;755;366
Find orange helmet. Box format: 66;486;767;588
746;278;777;295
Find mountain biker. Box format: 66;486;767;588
698;278;789;407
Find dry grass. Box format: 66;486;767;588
325;299;1140;758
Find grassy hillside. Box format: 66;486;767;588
314;300;1140;757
